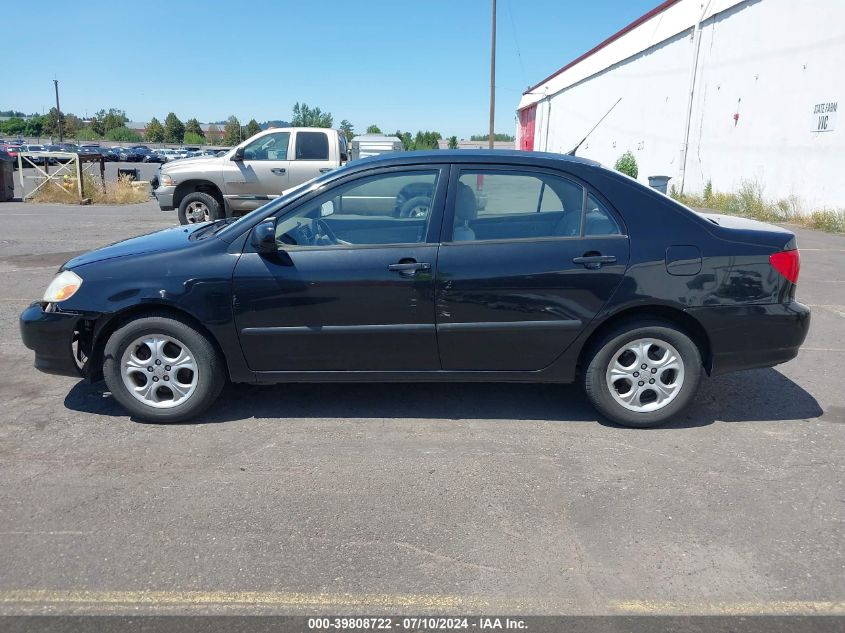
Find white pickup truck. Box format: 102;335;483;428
154;127;349;224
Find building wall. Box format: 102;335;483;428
519;0;845;210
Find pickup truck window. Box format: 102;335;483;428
243;132;290;161
295;132;329;160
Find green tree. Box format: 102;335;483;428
105;126;142;142
23;115;45;138
447;135;458;149
64;114;82;138
184;118;205;139
614;150;638;179
91;108;128;136
245;118;261;138
366;124;382;134
75;126;100;141
469;132;515;142
164;112;185;144
339;119;354;142
42;107;65;138
414;130;441;150
206;123;222;144
145;117;165;143
394;130;414;151
291;102;333;128
222;115;242;146
0;117;26;136
183;132;205;145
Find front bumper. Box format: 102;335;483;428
687;301;811;376
154;185;176;211
19;302;85;378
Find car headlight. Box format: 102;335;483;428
159;173;176;186
43;270;83;303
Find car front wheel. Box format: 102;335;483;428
102;315;225;423
583;320;702;427
178;192;222;225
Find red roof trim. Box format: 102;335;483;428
521;0;681;99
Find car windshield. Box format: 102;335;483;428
215;166;350;240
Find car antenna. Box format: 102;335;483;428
567;97;622;156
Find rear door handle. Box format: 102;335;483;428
573;254;617;269
388;262;432;273
271;168;286;174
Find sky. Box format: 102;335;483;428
5;0;658;138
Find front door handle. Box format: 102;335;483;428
271;168;286;175
573;254;617;269
318;168;332;173
388;262;432;274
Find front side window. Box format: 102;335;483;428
451;170;585;242
274;170;439;247
243;132;290;161
295;132;330;160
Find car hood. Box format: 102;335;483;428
162;156;224;172
62;224;203;269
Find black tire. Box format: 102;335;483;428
178;191;223;225
582;319;703;428
102;314;226;423
398;195;432;218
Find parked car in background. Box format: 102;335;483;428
118;147;143;162
138;148;166;163
155;127;349;224
101;147;121;162
18;144;47;166
20;150;810;425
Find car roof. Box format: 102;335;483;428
349;149;602;169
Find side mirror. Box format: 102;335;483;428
231;147;244;161
250;218;276;252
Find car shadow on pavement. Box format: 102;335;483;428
63;367;823;429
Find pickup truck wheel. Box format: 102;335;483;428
102;315;226;423
398;195;432;218
178;192;222;225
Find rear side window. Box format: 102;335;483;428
296;132;329;160
450;170;584;242
585;193;622;236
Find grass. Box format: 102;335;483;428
670;179;845;234
29;173;149;205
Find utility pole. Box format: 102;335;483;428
53;79;63;142
488;0;496;149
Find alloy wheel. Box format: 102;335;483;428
120;334;199;409
605;337;685;412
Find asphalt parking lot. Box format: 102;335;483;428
0;200;843;616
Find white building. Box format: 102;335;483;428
516;0;845;210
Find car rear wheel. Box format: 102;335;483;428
178;192;222;225
583;320;702;427
102;315;225;423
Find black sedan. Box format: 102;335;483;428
19;151;809;426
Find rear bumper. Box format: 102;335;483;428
19;302;84;378
686;302;811;376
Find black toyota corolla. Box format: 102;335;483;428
19;151;810;427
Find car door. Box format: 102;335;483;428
232;165;448;372
222;130;292;213
285;130;337;188
435;165;630;371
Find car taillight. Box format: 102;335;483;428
769;249;800;284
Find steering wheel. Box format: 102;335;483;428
290;218;341;246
